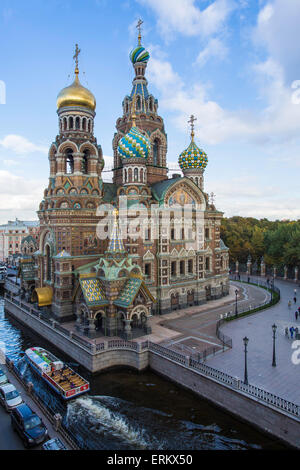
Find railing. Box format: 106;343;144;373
147;341;300;420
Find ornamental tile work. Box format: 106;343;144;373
178;141;208;170
80;278;107;306
114;278;142;307
118;126;151;159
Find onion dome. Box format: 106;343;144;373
179;140;208;170
118;126;151;159
179;115;208;170
57;44;96;111
57;73;96;111
130;46;150;64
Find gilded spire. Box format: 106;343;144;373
136;18;143;46
188;114;197;142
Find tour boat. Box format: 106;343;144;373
25;347;89;400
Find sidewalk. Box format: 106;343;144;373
206;276;300;405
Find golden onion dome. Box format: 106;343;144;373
57;70;96;111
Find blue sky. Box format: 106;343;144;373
0;0;299;223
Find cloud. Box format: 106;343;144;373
0;135;48;155
195;37;228;67
137;0;235;39
207;177;300;220
3;159;19;167
0;171;46;212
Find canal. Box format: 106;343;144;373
0;296;286;450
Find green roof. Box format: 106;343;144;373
114;277;142;307
103;182;118;203
151;178;181;203
79;278;108;307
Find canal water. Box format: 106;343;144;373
0;297;285;450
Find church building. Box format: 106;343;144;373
21;25;229;339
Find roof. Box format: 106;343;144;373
18;260;35;281
151;178;180;203
79;278;108;307
15;403;34;418
220;239;229;250
114;277;142;308
54;249;71;258
32;287;53;307
103;183;118;203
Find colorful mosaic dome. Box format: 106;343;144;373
118;126;151;159
178;141;208;170
130;46;150;64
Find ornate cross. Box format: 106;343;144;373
210;192;216;205
188;115;197;134
73;43;81;71
137;19;143;45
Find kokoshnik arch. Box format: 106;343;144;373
19;25;229;339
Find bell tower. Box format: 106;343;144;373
35;45;105;322
113;20;168;186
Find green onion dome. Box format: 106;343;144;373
130;46;150;64
118;126;151;159
178;140;208;170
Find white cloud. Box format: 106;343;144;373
137;0;235;39
0;135;48;155
0;171;46;212
195;37;228;67
3;159;19;167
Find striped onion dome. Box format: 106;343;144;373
178;140;208;170
118;126;151;160
130;46;150;64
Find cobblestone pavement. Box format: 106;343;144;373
206;275;300;405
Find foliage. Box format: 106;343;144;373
221;217;300;267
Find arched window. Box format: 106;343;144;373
46;245;51;281
136;95;141;110
69;117;73;129
82;118;86;131
66;148;74;174
88;120;91;132
153;139;159;166
134;168;139;182
82;149;89;174
140;168;144;182
75;117;80;130
128;168;132;182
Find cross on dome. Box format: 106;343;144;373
188;115;197;141
73;43;81;74
136;19;143;45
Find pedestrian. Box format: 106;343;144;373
298;306;300;314
288;300;292;309
294;288;297;296
296;311;298;321
238;274;240;281
295;327;299;338
285;326;289;337
290;326;294;339
248;276;250;283
294;297;297;304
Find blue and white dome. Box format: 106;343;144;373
118;126;151;159
179;140;208;170
130;46;150;64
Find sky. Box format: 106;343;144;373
0;0;299;223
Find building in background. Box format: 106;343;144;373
0;219;39;265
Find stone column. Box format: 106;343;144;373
246;256;252;275
105;315;118;337
284;265;288;280
235;260;239;274
87;318;97;339
123;319;132;341
73;152;84;175
295;267;298;282
260;257;266;277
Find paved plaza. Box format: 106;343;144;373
206;276;300;405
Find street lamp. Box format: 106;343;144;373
235;289;238;317
272;323;277;367
243;336;249;385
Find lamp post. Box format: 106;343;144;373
235;289;238;317
272;324;277;367
243;336;249;385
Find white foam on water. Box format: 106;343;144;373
67;396;149;449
